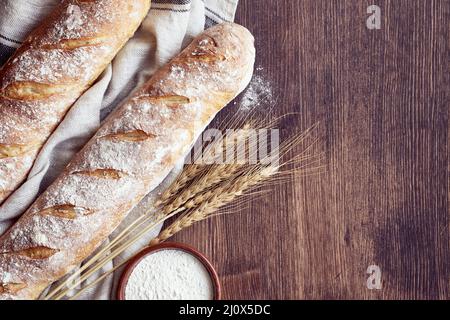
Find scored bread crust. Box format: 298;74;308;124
0;23;256;300
0;0;151;205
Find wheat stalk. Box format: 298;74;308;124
56;96;276;301
47;120;322;300
46;126;259;300
65;166;278;300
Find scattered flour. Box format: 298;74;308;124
32;232;48;245
238;71;273;112
1;272;12;283
65;5;83;31
125;249;214;300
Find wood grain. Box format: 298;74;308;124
171;0;450;299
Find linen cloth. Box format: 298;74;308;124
0;0;239;299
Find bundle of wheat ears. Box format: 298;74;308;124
43;114;324;300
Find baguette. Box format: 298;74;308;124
0;0;151;205
0;23;255;300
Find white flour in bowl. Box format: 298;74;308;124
124;249;214;300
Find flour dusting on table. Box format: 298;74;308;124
238;71;273;111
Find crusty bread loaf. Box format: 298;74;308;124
0;0;151;205
0;23;255;300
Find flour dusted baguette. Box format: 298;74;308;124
0;0;151;205
0;23;255;300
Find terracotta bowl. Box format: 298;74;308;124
117;242;221;300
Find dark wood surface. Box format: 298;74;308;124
172;0;449;299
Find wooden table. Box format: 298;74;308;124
172;0;449;299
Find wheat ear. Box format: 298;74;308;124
151;166;278;245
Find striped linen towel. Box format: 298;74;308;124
0;0;239;300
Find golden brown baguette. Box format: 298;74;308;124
0;23;255;300
0;0;151;205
